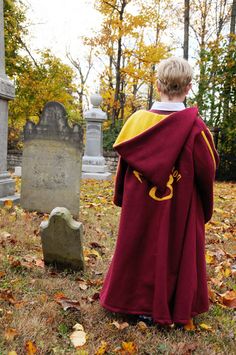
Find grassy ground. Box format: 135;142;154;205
0;179;235;355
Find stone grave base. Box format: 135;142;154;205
82;172;112;180
0;194;20;206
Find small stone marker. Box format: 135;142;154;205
40;207;84;271
21;101;83;215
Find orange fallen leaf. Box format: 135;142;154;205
0;271;6;278
184;319;196;331
4;200;13;209
121;342;137;354
221;290;236;308
4;328;18;341
25;340;37;355
95;341;108;355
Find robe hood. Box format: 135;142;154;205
113;107;198;194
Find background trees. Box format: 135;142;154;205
3;0;236;177
4;0;79;148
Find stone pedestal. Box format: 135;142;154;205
0;0;19;205
82;94;111;180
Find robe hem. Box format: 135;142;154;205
100;299;209;325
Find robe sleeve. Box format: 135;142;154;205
193;128;220;223
113;156;128;207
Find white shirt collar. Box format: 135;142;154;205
151;101;185;111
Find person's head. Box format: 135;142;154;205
157;57;193;101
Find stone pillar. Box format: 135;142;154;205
0;0;19;203
82;94;111;180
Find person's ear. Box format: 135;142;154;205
185;82;192;95
156;81;161;94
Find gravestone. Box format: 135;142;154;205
21;102;83;215
40;207;84;271
82;94;111;180
0;0;19;204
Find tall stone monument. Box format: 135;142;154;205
0;0;18;203
82;94;111;180
21;102;83;216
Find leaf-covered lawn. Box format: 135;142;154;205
0;179;235;354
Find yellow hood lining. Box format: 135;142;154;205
114;110;170;147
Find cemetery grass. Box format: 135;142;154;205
0;178;235;355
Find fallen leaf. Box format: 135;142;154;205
8;352;17;355
78;281;88;290
214;207;225;214
25;341;37;355
199;323;213;331
184;319;196;331
0;271;6;278
0;231;11;239
91;292;100;301
73;323;84;331
221;290;236;308
121;342;137;354
4;200;13;209
70;324;86;348
223;268;231;277
0;290;16;304
35;259;44;268
208;286;217;303
90;242;103;249
112;321;129;330
137;321;148;332
175;342;198;353
54;294;81;311
205;251;215;264
95;341;108;355
4;328;18;341
84;248;102;259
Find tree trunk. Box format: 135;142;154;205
223;0;236;123
111;0;127;125
230;0;236;35
183;0;190;59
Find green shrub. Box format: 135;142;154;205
103;120;123;151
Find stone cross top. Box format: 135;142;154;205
0;0;18;203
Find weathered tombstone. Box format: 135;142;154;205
82;94;111;180
0;0;19;204
21;102;83;215
40;207;84;271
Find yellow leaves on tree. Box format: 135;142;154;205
8;50;79;148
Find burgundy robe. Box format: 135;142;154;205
100;107;219;325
